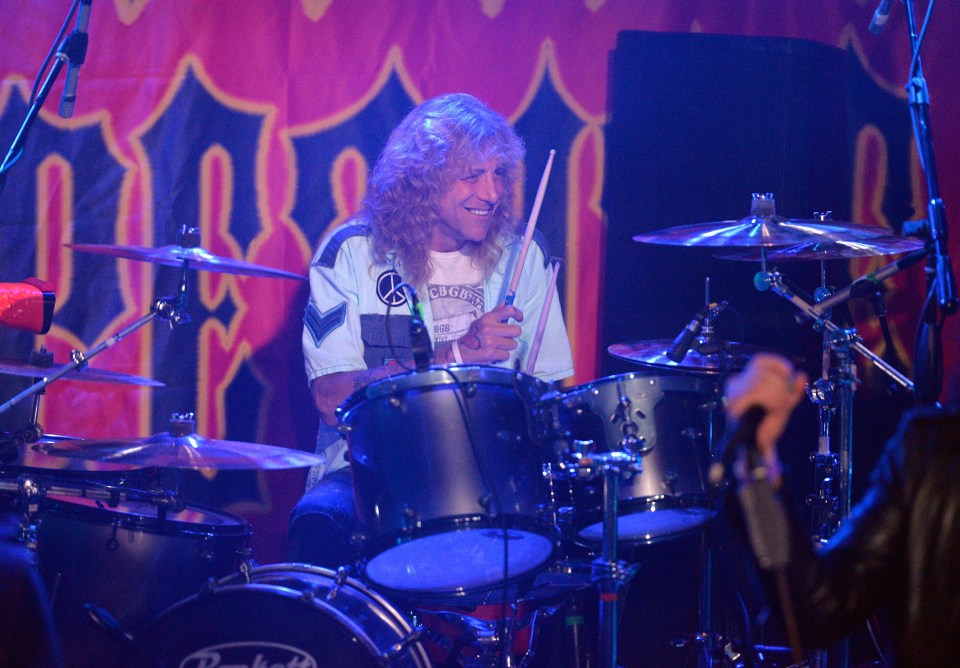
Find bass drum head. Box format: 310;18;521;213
135;564;430;668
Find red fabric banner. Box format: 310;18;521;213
1;1;957;562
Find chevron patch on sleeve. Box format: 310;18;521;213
304;301;347;347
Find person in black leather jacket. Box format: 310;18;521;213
724;353;960;667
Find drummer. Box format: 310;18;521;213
289;93;574;568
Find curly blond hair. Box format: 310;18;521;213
362;93;525;286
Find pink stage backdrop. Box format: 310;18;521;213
1;1;957;562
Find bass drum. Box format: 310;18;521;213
558;372;720;545
135;563;432;668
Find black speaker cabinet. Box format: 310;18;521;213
601;31;850;379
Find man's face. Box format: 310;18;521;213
430;157;504;252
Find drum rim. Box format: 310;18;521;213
340;364;544;417
576;494;718;546
140;582;385;660
221;563;423;637
140;562;430;666
567;371;717;395
38;494;250;533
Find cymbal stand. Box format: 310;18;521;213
760;269;912;511
0;258;193;417
806;263;841;545
577;451;642;668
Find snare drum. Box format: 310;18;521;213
557;372;719;545
135;563;431;668
339;365;557;599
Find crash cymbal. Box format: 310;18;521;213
608;338;765;373
0;357;163;386
65;243;304;280
633;218;896;248
714;235;925;261
34;415;324;470
632;193;891;248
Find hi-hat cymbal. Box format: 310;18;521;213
608;339;765;373
633;217;895;248
714;235;925;261
34;430;325;470
65;243;304;280
0;357;163;386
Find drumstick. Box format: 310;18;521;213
504;149;556;307
524;259;561;375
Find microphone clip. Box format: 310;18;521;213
666;300;728;363
402;283;432;372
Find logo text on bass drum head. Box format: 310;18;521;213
179;642;318;668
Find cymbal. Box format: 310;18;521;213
34;430;325;470
714;235;925;261
608;339;765;373
65;243;304;280
0;357;163;386
633;217;895;248
1;435;134;473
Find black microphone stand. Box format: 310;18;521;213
901;0;959;404
0;0;84;196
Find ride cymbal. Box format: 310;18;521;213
632;192;893;248
632;218;895;248
713;235;925;261
66;243;304;280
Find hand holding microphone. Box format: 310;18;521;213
722;353;808;486
721;355;805;573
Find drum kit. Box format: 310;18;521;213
0;194;926;667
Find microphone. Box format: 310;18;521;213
666;305;709;363
0;279;56;334
711;405;766;486
59;0;93;118
727;406;792;571
404;285;432;372
868;0;895;34
798;248;927;322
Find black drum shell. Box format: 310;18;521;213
36;494;250;664
556;372;720;544
339;365;557;597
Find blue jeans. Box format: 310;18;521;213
287;469;358;569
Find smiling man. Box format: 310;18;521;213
289;93;574;568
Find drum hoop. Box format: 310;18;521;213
360;514;558;600
340;364;543;417
39;495;249;535
359;513;558;556
576;495;718;547
140;568;431;667
219;563;418;634
213;563;430;663
578;371;716;396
